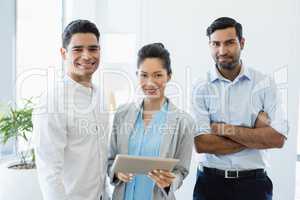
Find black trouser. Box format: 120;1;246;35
193;169;273;200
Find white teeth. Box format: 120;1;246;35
146;89;158;92
77;63;94;69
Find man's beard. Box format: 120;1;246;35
217;61;236;70
216;57;240;70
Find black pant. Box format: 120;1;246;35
193;169;273;200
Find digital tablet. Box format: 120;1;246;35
111;154;179;174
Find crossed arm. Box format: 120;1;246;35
194;112;286;155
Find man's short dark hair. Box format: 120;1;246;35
62;19;100;49
206;17;243;41
137;43;172;75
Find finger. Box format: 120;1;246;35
148;172;161;182
159;176;174;183
118;173;133;182
125;173;134;179
122;172;134;178
211;123;220;135
148;171;158;179
152;170;175;182
219;124;225;135
119;175;130;182
210;123;216;129
157;170;176;178
148;173;170;189
150;171;174;184
148;173;166;186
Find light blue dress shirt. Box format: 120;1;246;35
192;65;288;170
124;101;168;200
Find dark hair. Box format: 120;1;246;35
62;19;100;49
206;17;243;41
137;43;172;75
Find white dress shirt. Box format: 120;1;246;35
192;65;288;170
34;76;110;200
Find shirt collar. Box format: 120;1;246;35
64;75;96;93
209;63;252;83
139;98;169;117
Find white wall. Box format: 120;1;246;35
0;0;16;103
66;0;300;199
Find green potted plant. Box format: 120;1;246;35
0;99;35;169
0;99;43;200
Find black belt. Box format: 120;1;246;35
203;167;266;179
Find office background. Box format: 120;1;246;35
1;0;300;199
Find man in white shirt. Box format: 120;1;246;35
34;19;109;200
192;17;288;200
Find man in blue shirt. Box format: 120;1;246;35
192;17;288;200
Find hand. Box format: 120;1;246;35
116;172;134;183
211;123;235;136
148;170;176;189
254;112;270;128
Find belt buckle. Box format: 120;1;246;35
225;170;239;179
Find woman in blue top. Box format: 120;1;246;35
107;43;195;200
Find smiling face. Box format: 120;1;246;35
209;27;244;70
60;33;100;81
137;58;171;100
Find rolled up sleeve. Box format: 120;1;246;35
263;77;289;138
191;82;211;137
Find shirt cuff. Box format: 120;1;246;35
194;128;211;137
